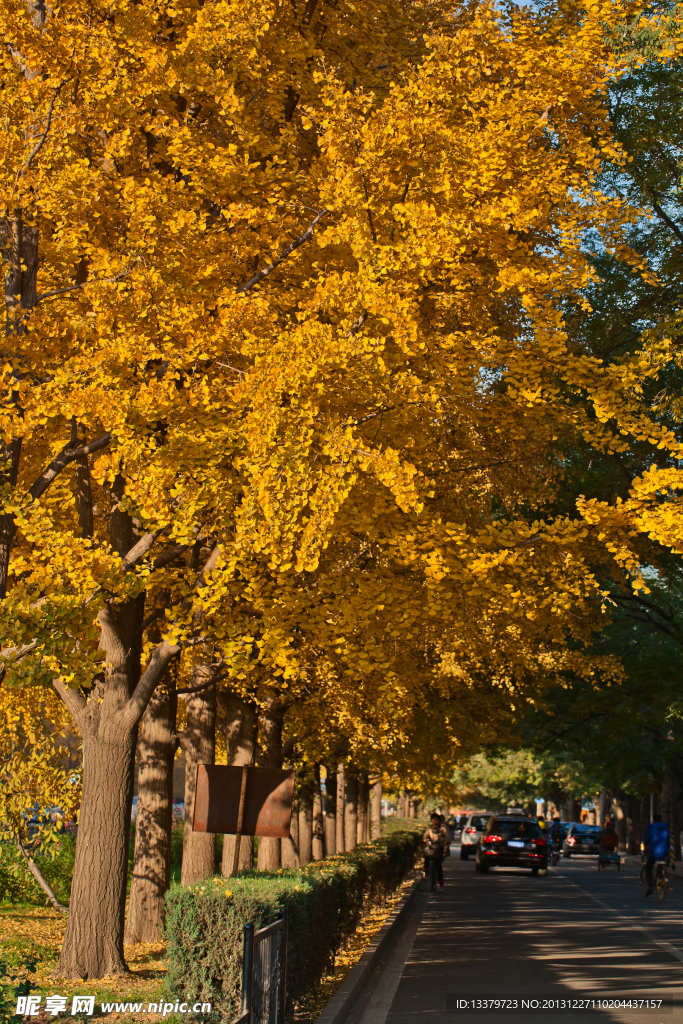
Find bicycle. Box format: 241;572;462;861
424;854;443;891
640;860;669;900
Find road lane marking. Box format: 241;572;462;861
556;872;683;963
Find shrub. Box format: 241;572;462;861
164;829;422;1020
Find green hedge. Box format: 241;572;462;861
164;829;422;1020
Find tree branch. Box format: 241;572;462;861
176;666;231;695
36;266;137;304
15;839;68;912
52;678;87;728
281;727;316;761
644;190;683;247
123;544;223;728
29;432;112;502
19;83;64;179
122;532;159;571
152;543;189;570
236;210;328;294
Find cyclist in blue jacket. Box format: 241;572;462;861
644;813;670;895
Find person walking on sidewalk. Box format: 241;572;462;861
423;813;451;887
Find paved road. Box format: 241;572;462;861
342;848;683;1024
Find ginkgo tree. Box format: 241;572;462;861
1;0;680;983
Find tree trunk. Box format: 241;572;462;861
673;784;682;861
336;763;345;854
371;780;382;840
221;696;257;876
299;789;313;866
281;796;300;868
125;678;177;943
345;769;358;852
324;765;336;856
357;773;369;845
567;796;580;822
53;720;137;978
257;703;286;871
180;669;216;885
609;788;628;853
312;764;324;861
627;794;641;855
54;491;145;979
662;770;674;832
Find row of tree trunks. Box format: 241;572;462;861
126;680;386;948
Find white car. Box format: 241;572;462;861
460;812;493;859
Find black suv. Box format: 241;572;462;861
475;816;548;876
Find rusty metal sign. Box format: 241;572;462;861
192;765;295;838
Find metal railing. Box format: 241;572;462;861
233;907;288;1024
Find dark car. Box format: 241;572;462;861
563;824;602;857
475;816;548;876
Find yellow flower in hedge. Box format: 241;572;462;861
225;890;233;898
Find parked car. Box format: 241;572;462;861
475;815;548;876
460;812;493;859
563;823;602;857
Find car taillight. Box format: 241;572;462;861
533;837;547;846
465;827;477;834
484;835;502;842
567;836;576;845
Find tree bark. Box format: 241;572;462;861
662;770;674;831
54;489;145;979
627;794;641;855
221;695;257;875
53;511;218;978
257;702;286;871
125;675;177;943
371;780;382;840
298;788;313;866
53;716;138;978
336;763;345;854
566;796;580;823
609;788;628;853
324;765;336;856
180;666;216;885
281;795;300;868
357;772;369;845
312;764;324;861
345;769;358;852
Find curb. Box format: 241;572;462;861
314;876;421;1024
